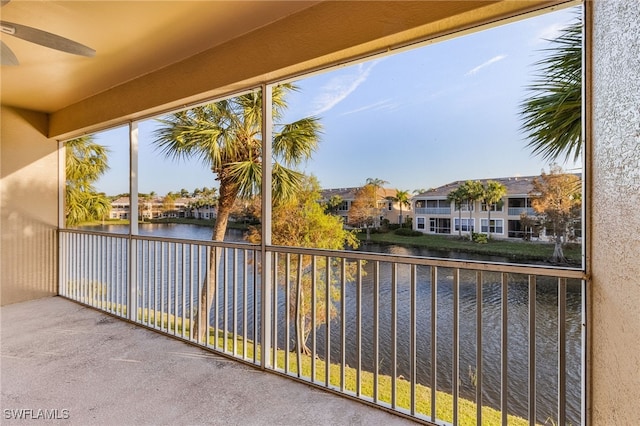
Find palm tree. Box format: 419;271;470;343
154;84;321;242
65;136;111;226
460;180;484;240
481;180;507;239
520;16;582;163
391;189;411;227
447;186;466;238
153;84;321;340
365;177;388;225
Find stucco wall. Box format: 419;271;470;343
590;0;640;424
0;106;58;305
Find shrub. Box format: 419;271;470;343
472;232;488;244
395;228;423;237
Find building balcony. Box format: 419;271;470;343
415;208;451;215
30;229;588;425
508;207;536;216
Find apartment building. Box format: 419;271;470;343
412;175;561;240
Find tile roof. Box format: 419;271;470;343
414;175;541;198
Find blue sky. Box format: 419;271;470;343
94;5;582;197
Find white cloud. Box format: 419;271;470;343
310;61;379;115
342;99;397;116
465;54;507;76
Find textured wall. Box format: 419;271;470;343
591;0;640;424
0;106;58;305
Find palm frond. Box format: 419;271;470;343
273;117;322;166
272;163;305;204
520;18;582;163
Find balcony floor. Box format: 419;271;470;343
1;297;414;425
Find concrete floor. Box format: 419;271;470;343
1;297;416;425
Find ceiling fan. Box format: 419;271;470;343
0;0;95;66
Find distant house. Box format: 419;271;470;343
108;196;213;220
320;187;411;228
412;176;544;240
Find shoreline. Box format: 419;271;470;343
75;219;581;266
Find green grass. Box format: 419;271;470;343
66;291;543;426
360;231;581;266
133;308;538;426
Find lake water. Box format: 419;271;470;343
79;223;582;424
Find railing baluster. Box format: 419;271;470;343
154;241;159;329
223;247;229;352
341;258;346;392
356;259;362;397
373;260;379;403
501;272;509;426
160;242;166;332
529;275;537;426
295;254;303;377
189;245;195;340
196;245;202;343
311;255;317;383
325;255;331;387
410;264;417;416
431;265;438;422
206;246;212;347
558;277;567;426
285;253;290;373
391;262;398;409
242;248;248;359
253;249;258;364
476;271;484;425
272;252;279;368
181;243;186;338
173;243;178;335
213;246;220;349
453;268;460;426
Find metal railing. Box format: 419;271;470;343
415;207;451;215
59;229;586;426
508;207;536;216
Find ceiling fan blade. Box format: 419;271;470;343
0;20;95;57
1;39;18;65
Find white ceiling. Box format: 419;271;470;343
0;0;321;113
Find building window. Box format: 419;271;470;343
481;219;504;234
338;201;349;211
481;201;504;212
454;218;475;232
429;218;451;234
417;217;425;230
427;199;449;209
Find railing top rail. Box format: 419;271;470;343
268;244;585;279
58;228;259;251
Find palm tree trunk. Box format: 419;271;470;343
192;178;239;342
469;206;474;241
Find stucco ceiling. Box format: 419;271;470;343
0;1;321;113
1;0;571;132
